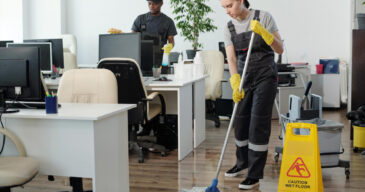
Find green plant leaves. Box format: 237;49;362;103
171;0;217;50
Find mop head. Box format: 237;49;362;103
205;178;219;192
182;178;219;192
182;187;207;192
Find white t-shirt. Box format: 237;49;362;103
224;9;279;47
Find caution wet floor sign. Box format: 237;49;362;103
278;123;323;192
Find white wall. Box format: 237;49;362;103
0;0;24;42
64;0;352;68
2;0;351;67
23;0;63;40
253;0;352;71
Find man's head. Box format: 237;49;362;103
147;0;163;15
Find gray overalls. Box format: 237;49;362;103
228;10;278;179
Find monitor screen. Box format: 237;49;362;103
0;40;13;47
0;47;43;101
141;40;154;76
24;38;64;68
99;33;141;65
0;59;28;87
7;42;52;74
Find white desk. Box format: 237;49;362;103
144;75;207;160
45;74;207;161
1;103;135;192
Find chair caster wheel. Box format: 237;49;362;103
215;121;220;128
345;169;350;179
274;153;279;162
161;152;167;157
353;147;359;153
48;175;55;181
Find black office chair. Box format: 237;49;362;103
98;58;169;163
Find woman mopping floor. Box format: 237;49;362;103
185;0;284;191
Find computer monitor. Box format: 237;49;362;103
24;38;64;68
99;33;141;65
7;42;52;74
0;47;44;102
0;59;29;113
141;40;154;76
141;33;162;68
218;42;227;62
0;40;13;47
141;33;161;47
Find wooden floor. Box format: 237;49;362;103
13;108;365;192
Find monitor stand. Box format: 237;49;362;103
0;89;19;113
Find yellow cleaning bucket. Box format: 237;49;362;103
354;125;365;148
278;123;323;192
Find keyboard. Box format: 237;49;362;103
6;101;47;109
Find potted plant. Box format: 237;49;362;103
357;0;365;29
171;0;217;59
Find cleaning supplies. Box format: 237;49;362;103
193;52;204;77
162;51;169;67
174;53;184;79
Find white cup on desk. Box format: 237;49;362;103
183;64;193;78
174;63;184;79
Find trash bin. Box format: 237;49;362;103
298;119;344;167
353;122;365;149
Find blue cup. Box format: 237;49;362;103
45;96;58;114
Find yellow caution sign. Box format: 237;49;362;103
278;123;323;192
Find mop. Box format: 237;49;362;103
183;32;256;192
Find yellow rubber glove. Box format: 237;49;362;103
250;20;274;46
230;74;245;103
107;28;123;34
162;43;173;54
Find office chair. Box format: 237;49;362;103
0;128;39;192
57;68;118;192
199;50;225;128
97;58;169;163
60;34;78;73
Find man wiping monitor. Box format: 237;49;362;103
108;0;177;64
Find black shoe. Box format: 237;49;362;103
225;165;246;177
238;178;259;190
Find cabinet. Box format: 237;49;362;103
311;74;340;108
222;64;232;99
273;66;310;119
351;30;365;111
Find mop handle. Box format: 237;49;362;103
214;32;256;179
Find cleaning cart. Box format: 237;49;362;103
274;94;350;179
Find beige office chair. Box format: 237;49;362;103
57;69;118;104
0;128;39;192
56;68;117;192
60;34;78;73
199;50;225;127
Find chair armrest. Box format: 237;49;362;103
0;128;27;157
143;92;160;101
142;92;166;116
